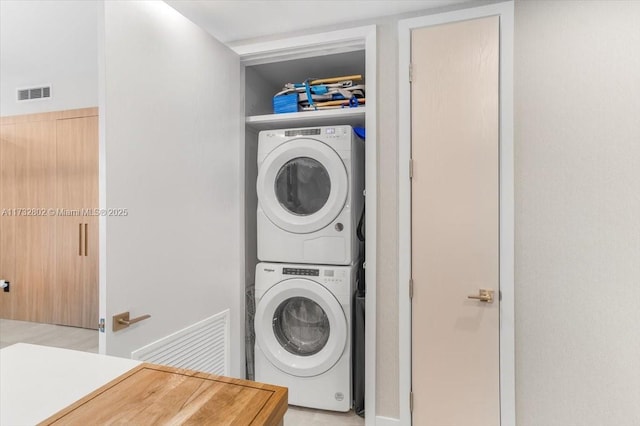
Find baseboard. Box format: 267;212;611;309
376;416;401;426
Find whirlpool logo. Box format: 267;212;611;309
263;268;275;273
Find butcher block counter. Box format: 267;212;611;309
0;344;287;426
40;363;287;425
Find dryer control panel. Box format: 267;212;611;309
284;128;321;137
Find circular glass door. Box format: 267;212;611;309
255;279;347;377
257;139;348;234
275;157;331;216
273;296;330;356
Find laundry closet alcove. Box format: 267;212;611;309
233;25;377;419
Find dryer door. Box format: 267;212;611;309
257;138;348;234
255;278;348;377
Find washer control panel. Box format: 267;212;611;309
283;267;319;276
281;266;347;285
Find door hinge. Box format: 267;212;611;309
409;63;413;83
410;390;414;412
409;159;414;179
98;318;105;333
409;278;414;299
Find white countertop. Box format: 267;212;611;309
0;343;141;426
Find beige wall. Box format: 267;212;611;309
373;15;401;418
514;1;640;425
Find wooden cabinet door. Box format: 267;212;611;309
1;109;98;329
0;124;17;319
54;115;99;329
0;120;57;324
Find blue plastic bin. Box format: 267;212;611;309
273;93;299;114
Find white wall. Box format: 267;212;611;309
0;0;98;116
515;1;640;425
99;1;244;376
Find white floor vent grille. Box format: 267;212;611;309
131;309;229;376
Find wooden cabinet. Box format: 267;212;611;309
0;108;98;329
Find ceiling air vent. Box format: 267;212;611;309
17;86;51;101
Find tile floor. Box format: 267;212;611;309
0;319;364;425
0;318;98;352
285;405;364;425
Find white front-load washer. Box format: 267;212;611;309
257;125;364;265
254;262;354;412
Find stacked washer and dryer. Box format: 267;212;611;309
254;125;364;412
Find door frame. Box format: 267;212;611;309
397;2;514;425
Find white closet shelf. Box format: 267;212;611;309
246;107;365;131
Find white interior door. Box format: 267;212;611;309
99;1;244;377
411;16;500;425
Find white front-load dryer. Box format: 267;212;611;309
254;262;354;412
257;125;364;265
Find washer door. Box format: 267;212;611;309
257;138;348;234
255;278;347;377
